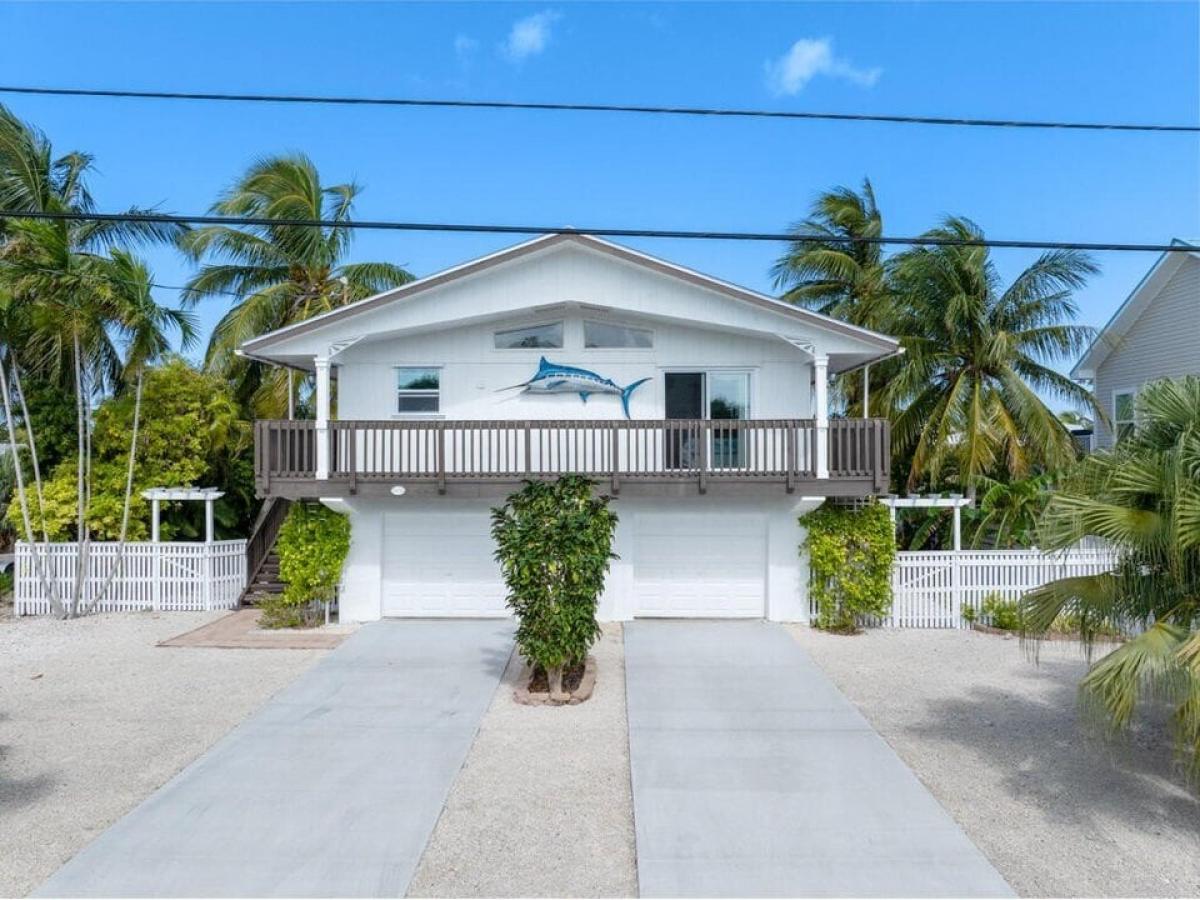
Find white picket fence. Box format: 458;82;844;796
882;548;1117;629
14;540;247;615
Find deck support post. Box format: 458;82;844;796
814;355;830;479
314;356;331;480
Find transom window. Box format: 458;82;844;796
494;321;563;349
583;320;653;349
1114;390;1136;442
396;367;440;414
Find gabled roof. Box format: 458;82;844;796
238;232;900;358
1072;238;1200;380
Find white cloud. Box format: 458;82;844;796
454;34;479;59
501;10;561;62
765;38;881;95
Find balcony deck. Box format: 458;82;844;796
254;418;890;499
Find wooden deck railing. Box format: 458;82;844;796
255;418;890;494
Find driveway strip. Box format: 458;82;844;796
35;619;514;898
624;621;1013;898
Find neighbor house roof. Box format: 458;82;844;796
1072;238;1200;381
238;232;901;361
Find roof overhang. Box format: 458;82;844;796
1072;239;1199;380
238;233;900;371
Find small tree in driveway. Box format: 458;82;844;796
491;476;618;696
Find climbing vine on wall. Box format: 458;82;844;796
800;502;895;633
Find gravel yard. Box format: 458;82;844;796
408;624;638;898
790;627;1200;898
0;611;326;897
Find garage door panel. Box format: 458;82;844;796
634;512;766;618
382;512;508;617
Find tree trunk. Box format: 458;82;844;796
548;664;565;698
10;357;49;543
0;357;64;617
71;330;87;618
84;373;142;613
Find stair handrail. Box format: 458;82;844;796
242;497;292;601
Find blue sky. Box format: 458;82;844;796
1;1;1197;389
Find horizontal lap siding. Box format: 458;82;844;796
1094;257;1200;448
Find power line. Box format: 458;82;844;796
2;84;1197;134
0;260;243;299
0;208;1193;253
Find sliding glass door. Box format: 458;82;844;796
708;372;749;468
664;371;751;469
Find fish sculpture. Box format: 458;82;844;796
499;357;650;419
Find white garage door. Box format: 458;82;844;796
633;512;766;617
382;512;508;617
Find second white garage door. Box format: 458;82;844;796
382;512;508;617
633;511;767;618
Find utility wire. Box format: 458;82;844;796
0;208;1193;253
1;85;1197;134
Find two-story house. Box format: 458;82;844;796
1072;239;1199;448
241;233;899;622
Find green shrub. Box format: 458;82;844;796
961;603;979;625
262;503;351;629
981;593;1023;631
491;476;618;695
800;502;895;633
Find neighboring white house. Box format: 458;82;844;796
1072;239;1200;448
239;233;900;623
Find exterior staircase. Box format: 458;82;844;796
243;548;285;605
239;497;292;607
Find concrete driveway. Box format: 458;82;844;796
36;620;514;898
624;621;1013;898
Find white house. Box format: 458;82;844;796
1072;239;1200;448
240;233;899;622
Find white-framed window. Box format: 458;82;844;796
583;320;654;349
1113;389;1137;442
396;367;440;414
493;321;563;349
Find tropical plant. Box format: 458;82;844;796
0;103;188;615
1023;376;1200;784
264;502;351;628
179;154;414;416
491;476;618;696
970;473;1054;549
772;180;894;416
801;501;895;633
883;218;1099;493
6;359;247;542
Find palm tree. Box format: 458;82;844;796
970;473;1054;549
882;217;1099;492
771;180;893;416
0;103;188;615
180;154;415;416
771;179;890;326
1024;376;1200;784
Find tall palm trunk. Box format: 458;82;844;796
0;357;64;617
71;329;87;617
85;373;142;613
10;357;49;543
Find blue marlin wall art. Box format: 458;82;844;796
499;357;650;419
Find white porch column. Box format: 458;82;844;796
814;355;829;479
315;356;331;480
862;364;870;419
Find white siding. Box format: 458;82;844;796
1094;257;1200;447
335;310;811;421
